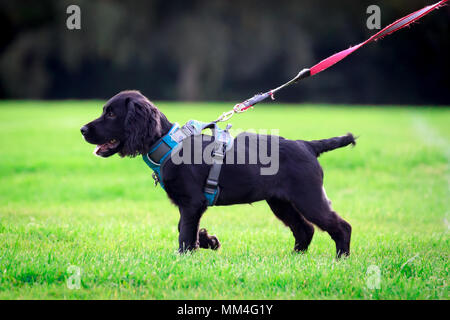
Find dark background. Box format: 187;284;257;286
0;0;448;104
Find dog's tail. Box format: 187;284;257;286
306;133;356;157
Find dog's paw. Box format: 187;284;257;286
198;228;221;250
293;244;308;253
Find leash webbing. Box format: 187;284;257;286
309;0;448;76
215;0;448;122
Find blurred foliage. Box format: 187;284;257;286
0;0;448;104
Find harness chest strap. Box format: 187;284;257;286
142;123;181;188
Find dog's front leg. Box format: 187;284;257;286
178;205;206;253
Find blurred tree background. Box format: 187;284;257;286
0;0;448;104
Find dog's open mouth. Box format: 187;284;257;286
93;139;120;157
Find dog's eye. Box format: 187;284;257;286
107;111;116;118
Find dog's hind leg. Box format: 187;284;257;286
289;187;352;258
267;198;315;252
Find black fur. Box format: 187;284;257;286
81;90;355;258
307;134;355;157
121;94;165;157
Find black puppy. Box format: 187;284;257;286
81;90;355;257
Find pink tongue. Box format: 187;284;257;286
93;144;108;155
93;141;119;156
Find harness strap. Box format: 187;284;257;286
143;120;233;206
203;123;232;205
143;123;181;189
204;142;224;205
148;141;171;163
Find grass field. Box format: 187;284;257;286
0;100;448;300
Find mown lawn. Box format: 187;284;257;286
0;100;448;299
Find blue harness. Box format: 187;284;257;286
142;120;233;206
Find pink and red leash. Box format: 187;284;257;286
216;0;448;122
310;0;448;76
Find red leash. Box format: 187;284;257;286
216;0;448;122
310;0;448;76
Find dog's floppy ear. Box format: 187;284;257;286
120;95;161;157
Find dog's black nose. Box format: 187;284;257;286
80;125;89;136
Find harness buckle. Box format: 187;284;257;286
212;150;225;160
181;122;195;135
206;179;218;188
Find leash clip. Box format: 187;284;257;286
215;109;235;123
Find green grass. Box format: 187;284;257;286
0;100;448;299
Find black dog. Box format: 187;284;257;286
81;90;355;257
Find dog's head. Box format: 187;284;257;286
81;90;164;158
